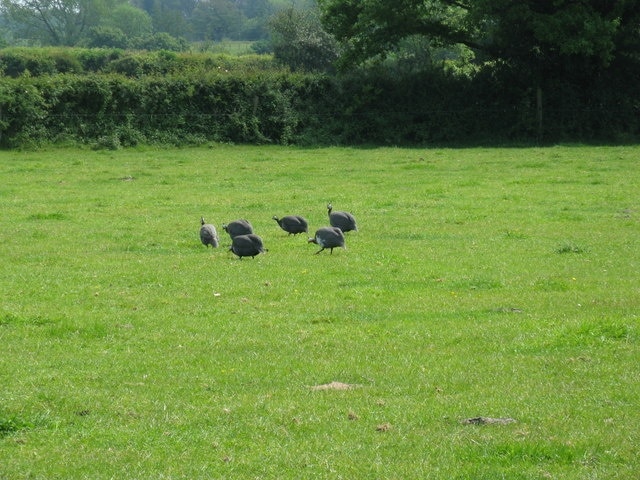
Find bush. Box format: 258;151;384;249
75;49;124;73
85;27;130;49
0;79;48;147
0;47;638;148
0;48;57;77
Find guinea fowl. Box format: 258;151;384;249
230;233;265;259
327;203;357;232
308;226;346;254
272;215;309;235
199;217;219;248
222;219;253;239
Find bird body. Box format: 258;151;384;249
273;215;309;235
200;217;219;248
230;233;265;259
223;219;254;239
327;203;357;232
308;226;346;254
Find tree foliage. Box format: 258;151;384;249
269;7;338;72
191;0;245;41
317;0;640;77
0;0;305;47
85;26;129;49
132;0;195;38
0;0;109;45
102;3;152;39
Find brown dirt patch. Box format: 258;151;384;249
309;381;359;391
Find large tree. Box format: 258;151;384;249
317;0;640;76
190;0;244;41
102;3;152;39
269;6;338;72
0;0;111;45
132;0;196;38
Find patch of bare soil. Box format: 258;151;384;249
309;381;359;391
462;417;517;425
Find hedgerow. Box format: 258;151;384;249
0;48;279;77
0;48;638;148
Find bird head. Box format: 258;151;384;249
201;217;206;225
308;237;317;244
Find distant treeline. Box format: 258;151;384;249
1;48;638;148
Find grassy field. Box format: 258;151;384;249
1;144;638;479
195;40;257;55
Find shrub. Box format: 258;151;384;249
85;27;130;49
0;78;48;147
0;47;638;147
0;48;57;77
75;49;124;73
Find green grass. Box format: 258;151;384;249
1;144;638;479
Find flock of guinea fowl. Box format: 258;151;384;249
200;203;358;259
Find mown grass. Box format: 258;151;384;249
0;145;638;479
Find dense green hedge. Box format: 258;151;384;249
0;72;303;148
1;48;638;148
0;48;278;78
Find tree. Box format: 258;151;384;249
269;7;338;72
190;0;244;41
235;0;273;19
0;0;110;45
131;0;196;39
236;0;274;41
102;3;152;39
85;25;129;48
317;0;640;76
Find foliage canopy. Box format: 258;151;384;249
269;7;338;72
0;0;108;45
0;0;288;47
317;0;640;79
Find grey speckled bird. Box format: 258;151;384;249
222;219;254;239
200;217;219;248
230;233;266;259
308;226;346;254
327;203;357;232
273;215;309;235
